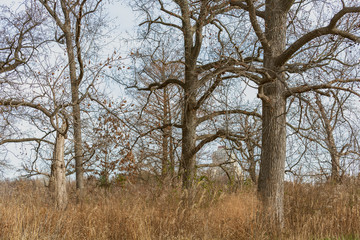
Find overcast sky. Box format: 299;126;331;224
0;0;137;179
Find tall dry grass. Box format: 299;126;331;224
0;178;359;239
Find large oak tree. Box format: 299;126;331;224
230;0;360;227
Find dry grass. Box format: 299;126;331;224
0;178;359;240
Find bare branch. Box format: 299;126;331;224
128;78;185;91
286;79;360;97
244;0;270;53
194;130;246;156
197;109;261;125
276;7;360;67
0;138;54;146
0;99;52;117
229;0;265;18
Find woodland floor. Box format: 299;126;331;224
0;178;360;239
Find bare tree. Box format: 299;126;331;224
287;90;360;183
0;1;44;74
227;114;261;184
39;0;106;190
0;98;70;210
0;1;46;173
132;59;183;181
130;0;260;188
0;6;75;207
230;0;360;227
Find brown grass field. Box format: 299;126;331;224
0;178;359;240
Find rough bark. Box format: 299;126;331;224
257;0;288;228
178;1;199;189
181;71;198;188
247;144;258;184
229;0;360;230
258;81;287;228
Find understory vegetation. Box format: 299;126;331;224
1;178;359;240
1;0;360;236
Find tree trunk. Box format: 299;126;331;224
245;137;258;184
63;17;84;190
168;105;175;179
161;88;170;179
72;91;84;190
330;151;341;183
257;0;288;229
248;154;257;184
50;131;68;210
161;128;170;178
40;0;85;191
315;96;341;183
169;132;175;178
258;81;287;228
181;101;197;188
181;71;197;189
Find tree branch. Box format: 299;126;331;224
197;109;261;125
128;78;185;91
285;78;360;97
0;138;54;146
276;6;360;67
0;99;52;117
229;0;265;19
245;0;270;53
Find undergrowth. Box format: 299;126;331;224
0;178;359;239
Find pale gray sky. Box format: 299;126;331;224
0;0;137;179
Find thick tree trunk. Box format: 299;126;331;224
258;81;287;228
181;100;197;188
326;126;341;183
324;119;341;183
50;131;68;210
181;71;197;189
176;1;200;189
257;0;288;228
